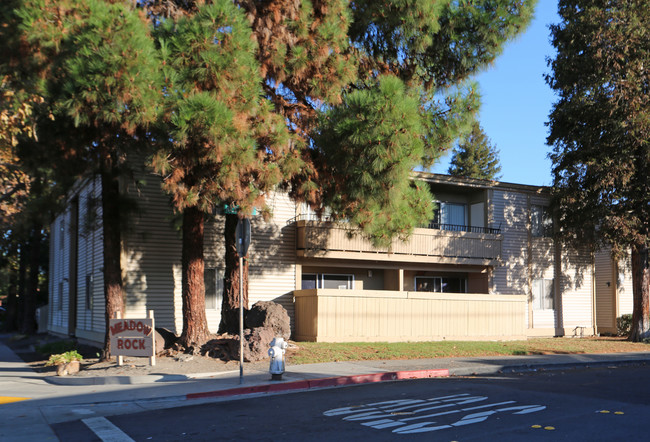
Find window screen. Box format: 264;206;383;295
531;205;552;237
205;268;224;310
532;278;554;310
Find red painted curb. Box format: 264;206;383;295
185;368;449;401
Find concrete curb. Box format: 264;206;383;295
186;368;450;400
41;356;650;387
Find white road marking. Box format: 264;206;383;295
324;393;546;434
82;417;135;442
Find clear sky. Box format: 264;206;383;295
431;1;560;186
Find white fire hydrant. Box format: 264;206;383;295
268;337;288;380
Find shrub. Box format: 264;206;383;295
36;340;77;356
617;314;633;337
45;350;83;366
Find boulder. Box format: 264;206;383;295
243;327;275;362
203;327;275;362
155;328;178;355
245;301;291;340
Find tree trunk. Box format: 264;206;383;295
15;241;27;331
178;205;210;349
21;224;42;335
218;213;249;334
101;171;124;361
629;245;650;341
2;245;19;332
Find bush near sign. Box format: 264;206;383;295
109;318;155;358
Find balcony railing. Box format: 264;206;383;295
291;218;502;263
425;222;501;235
288;214;501;235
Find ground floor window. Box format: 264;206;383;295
415;276;467;293
85;274;93;310
302;273;354;290
205;268;224;310
532;278;554;310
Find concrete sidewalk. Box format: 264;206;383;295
2;337;650;441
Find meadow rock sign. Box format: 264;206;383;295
109;310;156;365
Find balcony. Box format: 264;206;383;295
291;216;502;265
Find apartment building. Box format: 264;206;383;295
47;170;632;345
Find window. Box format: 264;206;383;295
302;273;354;290
205;268;224;310
415;276;467;293
532;278;554;310
58;281;63;310
531;205;552;237
85;274;93;310
432;202;467;231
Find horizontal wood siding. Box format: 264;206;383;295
248;192;297;326
491;190;528;295
559;244;594;329
48;177;105;340
123;171;297;334
49;211;69;332
75;177;105;336
123;168;182;334
294;290;526;342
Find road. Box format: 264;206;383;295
52;364;650;441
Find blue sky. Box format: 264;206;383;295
431;1;560;186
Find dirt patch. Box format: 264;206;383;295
4;333;271;378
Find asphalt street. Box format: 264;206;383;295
51;364;650;441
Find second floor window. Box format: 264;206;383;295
531;205;552;237
432;202;467;230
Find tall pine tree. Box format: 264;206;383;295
14;0;160;356
144;0;536;340
547;0;650;340
152;1;297;346
448;122;502;180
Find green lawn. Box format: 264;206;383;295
287;337;650;365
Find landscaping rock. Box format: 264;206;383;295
155;328;178;350
245;301;291;340
201;327;275;362
243;327;275;362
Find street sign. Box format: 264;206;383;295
236;217;251;258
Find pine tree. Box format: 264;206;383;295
448;122;502;180
143;0;536;339
12;0;160;356
546;0;650;340
152;1;296;346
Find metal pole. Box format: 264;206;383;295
239;256;244;384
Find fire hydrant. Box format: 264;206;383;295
268;337;288;380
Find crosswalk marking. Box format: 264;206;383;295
82;417;134;442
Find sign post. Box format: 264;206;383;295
236;217;251;384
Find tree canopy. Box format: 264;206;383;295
546;0;650;340
2;0;537;348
